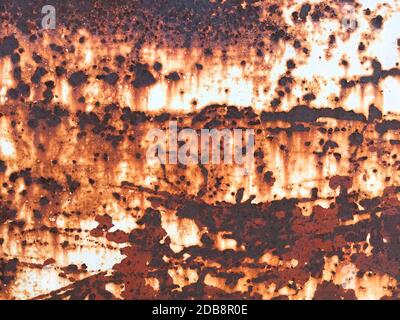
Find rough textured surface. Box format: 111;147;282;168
0;0;400;300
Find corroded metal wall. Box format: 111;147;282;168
0;0;399;300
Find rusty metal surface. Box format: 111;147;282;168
0;0;399;300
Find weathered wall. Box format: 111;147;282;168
0;0;399;299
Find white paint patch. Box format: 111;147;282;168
0;138;15;157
